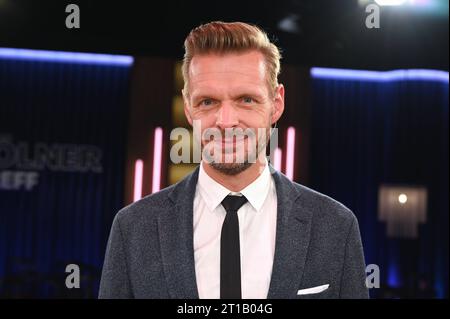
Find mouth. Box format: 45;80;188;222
202;135;257;164
220;136;247;145
216;136;249;151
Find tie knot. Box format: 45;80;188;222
221;194;248;212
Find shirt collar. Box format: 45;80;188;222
239;161;271;211
198;159;271;212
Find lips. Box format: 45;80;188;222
221;136;247;143
220;136;247;146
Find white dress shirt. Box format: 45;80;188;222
193;160;278;299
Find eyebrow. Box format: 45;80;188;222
191;89;265;102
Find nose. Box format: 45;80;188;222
215;102;239;130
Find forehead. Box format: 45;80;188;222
188;51;268;94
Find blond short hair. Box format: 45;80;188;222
182;21;281;96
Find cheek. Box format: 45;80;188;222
190;111;216;128
239;109;272;143
240;108;271;129
200;117;217;132
194;118;218;141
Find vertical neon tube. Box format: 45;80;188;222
274;147;282;172
133;159;143;202
286;127;296;180
152;127;163;193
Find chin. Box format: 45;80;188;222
209;162;253;176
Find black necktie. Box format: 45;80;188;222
220;194;248;299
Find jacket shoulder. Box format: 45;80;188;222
114;184;177;227
292;181;357;225
113;166;199;231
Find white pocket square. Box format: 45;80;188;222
297;284;330;295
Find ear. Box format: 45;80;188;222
182;89;193;126
271;84;285;124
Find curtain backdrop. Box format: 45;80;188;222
310;71;448;298
0;52;132;297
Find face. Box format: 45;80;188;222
183;50;284;175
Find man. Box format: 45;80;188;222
99;21;369;299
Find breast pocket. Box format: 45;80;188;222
296;284;330;299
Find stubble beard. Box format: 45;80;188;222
206;128;270;176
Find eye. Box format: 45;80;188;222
242;96;254;104
199;98;216;107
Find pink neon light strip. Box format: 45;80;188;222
133;159;143;202
286;127;296;180
274;147;282;172
152;127;163;193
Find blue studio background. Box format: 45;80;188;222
0;53;132;297
310;71;449;298
0;51;448;299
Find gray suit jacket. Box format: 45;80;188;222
99;166;369;299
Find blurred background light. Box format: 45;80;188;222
311;68;449;82
0;47;134;66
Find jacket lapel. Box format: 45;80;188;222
157;165;312;299
267;167;313;298
158;167;200;299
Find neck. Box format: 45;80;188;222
202;154;267;192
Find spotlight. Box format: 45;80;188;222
398;193;408;204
